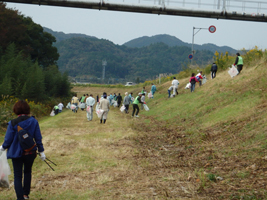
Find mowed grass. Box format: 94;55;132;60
0;106;145;199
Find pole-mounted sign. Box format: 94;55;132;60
188;54;193;59
208;25;216;33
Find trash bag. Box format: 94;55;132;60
143;104;149;111
0;151;11;188
66;102;71;109
148;93;153;99
120;105;125;112
228;65;239;78
70;104;76;110
96;109;104;118
50;110;55;117
185;82;191;89
79;103;86;109
86;106;91;114
113;101;118;107
95;102;100;111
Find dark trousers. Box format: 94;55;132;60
55;109;59;115
211;70;217;79
125;104;129;113
12;154;36;200
118;101;121;107
237;65;243;73
132;104;139;116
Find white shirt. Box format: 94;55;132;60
58;103;64;110
172;79;179;88
86;96;96;106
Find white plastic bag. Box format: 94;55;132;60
143;104;149;111
96;109;104;118
70;104;76;110
0;151;11;188
148;93;153;99
120;105;125;112
113;101;118;107
86;106;91;114
95;102;100;111
228;65;239;78
185;82;191;89
50;110;55;117
79;103;86;109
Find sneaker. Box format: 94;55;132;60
135;115;139;117
24;195;29;199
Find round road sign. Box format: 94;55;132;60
209;25;216;33
189;54;193;59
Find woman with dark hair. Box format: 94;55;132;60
189;73;199;93
0;100;45;200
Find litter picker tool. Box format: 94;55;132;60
39;153;57;171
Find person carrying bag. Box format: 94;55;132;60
0;100;46;200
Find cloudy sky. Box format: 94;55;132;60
6;1;267;50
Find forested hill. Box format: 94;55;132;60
43;27;96;43
54;37;214;82
123;34;237;54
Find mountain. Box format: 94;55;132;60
54;37;214;82
43;27;96;43
123;34;236;54
43;29;222;83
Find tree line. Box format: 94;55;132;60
0;3;71;102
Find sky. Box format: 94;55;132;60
6;1;267;50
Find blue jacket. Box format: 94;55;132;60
2;116;44;159
151;85;156;92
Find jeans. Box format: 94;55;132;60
87;106;93;120
191;83;196;92
12;154;36;200
132;104;139;116
73;103;78;113
168;90;171;98
151;91;155;98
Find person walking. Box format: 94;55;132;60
151;83;156;98
132;93;144;117
0;100;45;200
71;94;79;113
171;77;179;96
123;92;130;114
117;93;122;108
189;73;199;92
86;94;95;121
99;93;110;124
234;52;243;74
210;63;218;79
196;71;203;86
58;102;64;113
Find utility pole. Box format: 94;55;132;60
102;59;107;82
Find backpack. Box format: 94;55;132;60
11;116;36;152
17;125;36;152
